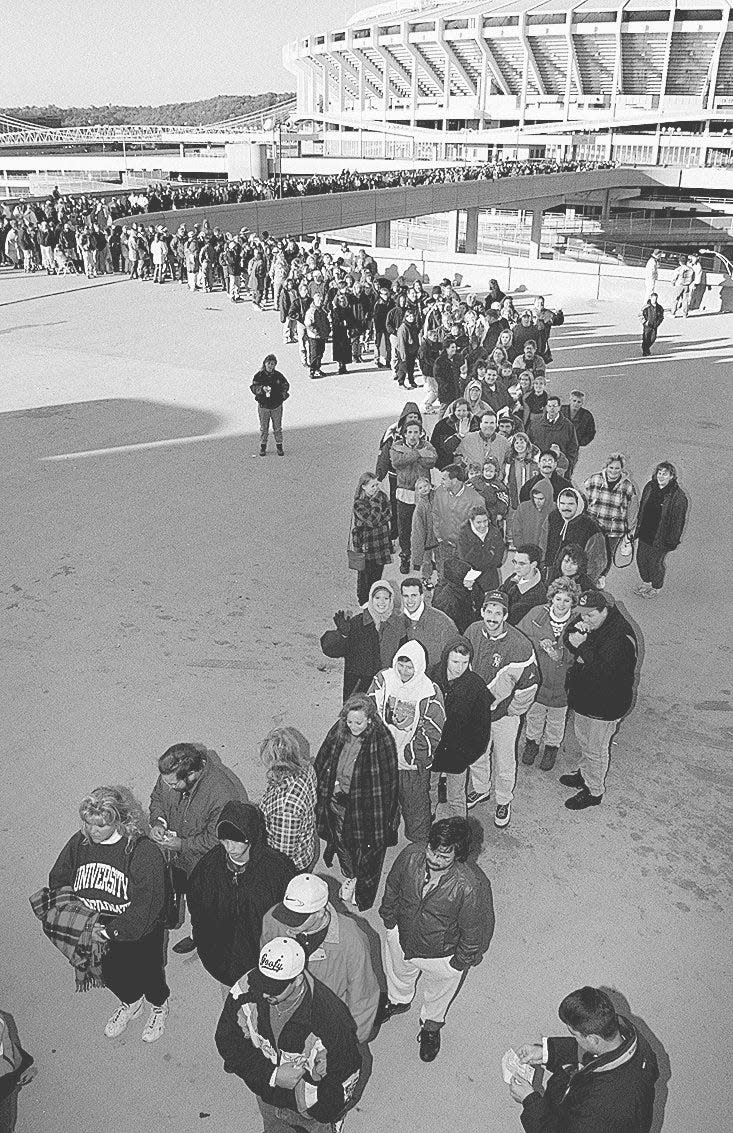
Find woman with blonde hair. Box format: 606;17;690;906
48;786;169;1042
258;727;318;871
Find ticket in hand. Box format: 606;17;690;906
502;1049;534;1085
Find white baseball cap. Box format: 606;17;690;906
256;937;306;992
276;874;329;926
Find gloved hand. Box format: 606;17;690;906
333;610;350;635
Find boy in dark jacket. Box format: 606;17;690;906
187;803;295;988
216;937;361;1129
561;590;638;810
511;986;658;1133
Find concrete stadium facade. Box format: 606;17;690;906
283;0;733;166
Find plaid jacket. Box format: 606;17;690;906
314;719;399;855
259;767;318;871
352;491;393;564
29;886;106;992
583;473;637;537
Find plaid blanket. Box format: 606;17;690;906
29;886;107;992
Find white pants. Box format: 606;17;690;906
470;715;520;806
573;713;619;797
384;927;463;1027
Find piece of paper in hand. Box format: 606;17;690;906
502;1049;534;1085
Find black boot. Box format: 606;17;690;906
559;770;585;789
276;444;284;457
540;745;558;771
259;444;267;457
522;739;539;766
375;994;410;1028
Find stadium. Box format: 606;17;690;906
284;0;733;166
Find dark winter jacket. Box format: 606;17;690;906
500;574;547;627
520;471;573;503
634;478;688;551
541;492;609;585
528;413;579;464
565;605;638;721
431;559;476;634
215;972;361;1124
521;1017;658;1133
250;368;290;409
434;351;463;404
379;842;494;969
458;518;506;594
517;604;574;708
187;803;296;985
0;1011;34;1104
320;609;406;701
561;404;596;449
430;412;468;471
429;637;492;772
49;832;165;942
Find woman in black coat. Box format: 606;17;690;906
430;398;471;470
320;580;406;700
428;637;492;818
633;461;688;597
332;293;355;374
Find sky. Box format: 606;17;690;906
2;0;361;107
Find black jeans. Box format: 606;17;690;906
102;926;169;1007
641;325;658;355
637;540;668;589
308;337;326;375
357;559;385;605
396;500;415;565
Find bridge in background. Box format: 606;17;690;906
118;166;659;260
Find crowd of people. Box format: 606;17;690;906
7;175;686;1133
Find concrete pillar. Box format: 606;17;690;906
447;210;460;254
601;189;611;225
464;207;480;255
374;220;391;248
529;207;543;260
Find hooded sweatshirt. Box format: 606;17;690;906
541;490;609;583
511;479;554;548
428;637;493;773
187;802;296;985
368;639;445;771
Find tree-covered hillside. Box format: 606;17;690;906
3;93;294;127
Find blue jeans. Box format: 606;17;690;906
258;405;283;447
258;1099;335;1132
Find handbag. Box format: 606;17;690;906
614;533;635;569
347;513;366;572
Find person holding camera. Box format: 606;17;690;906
251;353;290;457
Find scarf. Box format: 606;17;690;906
365;580;395;629
548;605;573;638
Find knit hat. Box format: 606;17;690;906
273;874;329;927
250;938;306;996
216;802;262;844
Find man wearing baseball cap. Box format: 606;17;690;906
215;937;362;1132
261;874;380;1044
561;590;637;810
464;591;539;828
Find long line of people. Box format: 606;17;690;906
18;185;683;1133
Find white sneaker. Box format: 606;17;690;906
104;997;144;1038
142;1000;170;1043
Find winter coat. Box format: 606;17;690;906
390;436;437;495
517;604;574;707
429;638;493;773
320;610;405;701
458;519;506;594
215;972;361;1124
521;1017;658;1133
395;319;420;361
352;489;393;564
410;491;437;570
149;755;249;877
0;1011;34;1104
250;369;290;410
418;337;441;379
379;843;494;968
187;803;296;986
431;483;485;548
528;414;579;464
511;483;554;548
584;471;638;539
433;351;463;404
430;412;469;471
261;905;379;1044
458;429;510;470
331;304;354;364
375;401;422;481
464;621;539;721
565;604;638;721
402;603;458;670
504;457;541;511
634;479;688;551
640;301;664;330
48;831;165;942
541;491;609;584
368;670;445;771
560;404;596;449
314;718;399;854
500;574;547;627
431;561;476;634
468;475;511;525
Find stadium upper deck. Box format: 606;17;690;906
283;0;733;165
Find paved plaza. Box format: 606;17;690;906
1;267;730;1133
